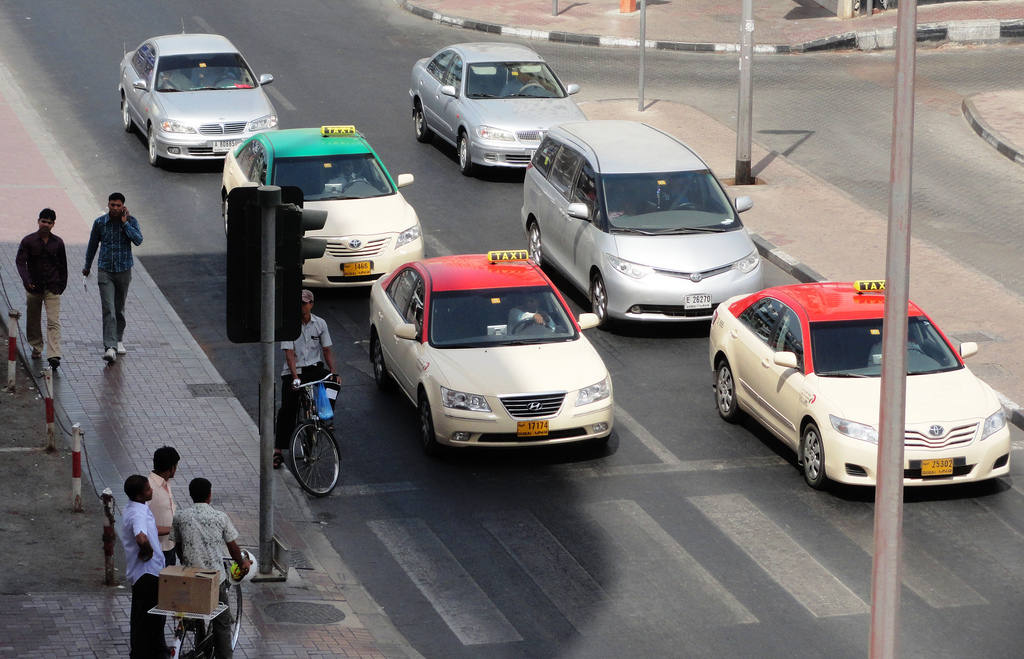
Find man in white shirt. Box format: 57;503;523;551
147;445;179;566
120;474;167;658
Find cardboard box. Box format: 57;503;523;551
157;566;221;614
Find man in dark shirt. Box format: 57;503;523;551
15;208;68;370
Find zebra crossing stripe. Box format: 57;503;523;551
368;518;522;645
690;493;870;617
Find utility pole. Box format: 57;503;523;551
735;0;754;185
258;185;280;575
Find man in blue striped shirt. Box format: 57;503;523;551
82;192;144;363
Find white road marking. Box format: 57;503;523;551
690;493;869;617
368;518;521;645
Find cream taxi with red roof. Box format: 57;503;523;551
369;250;613;454
709;280;1010;489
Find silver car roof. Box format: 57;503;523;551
551;120;707;174
147;33;240;56
447;42;545;64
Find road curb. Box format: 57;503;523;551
398;1;1024;54
962;96;1024;167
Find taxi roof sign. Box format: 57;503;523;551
321;125;357;137
487;249;530;263
854;280;886;293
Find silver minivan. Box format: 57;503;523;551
521;120;763;325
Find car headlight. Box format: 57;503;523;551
829;414;878;444
395;224;421;249
476;125;515;142
441;386;491;412
604;253;653;279
731;250;760;274
980;408;1006;440
247;114;278;132
159;119;196;134
576;376;611;406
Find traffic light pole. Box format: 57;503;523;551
258;185;281;576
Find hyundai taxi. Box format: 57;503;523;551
369;250;613;454
709;281;1010;489
222;125;424;287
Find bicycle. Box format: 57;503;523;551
154;558;243;659
289;373;341;496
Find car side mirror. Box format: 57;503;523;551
258;73;274;86
959;341;978;359
396;173;414;188
577;313;600;331
395;323;418;341
565;83;580;95
566;202;590;221
774;351;799;370
734;196;753;213
132;78;148;92
440;84;457;98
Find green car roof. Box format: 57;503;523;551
259;127;375;158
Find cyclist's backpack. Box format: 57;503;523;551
315;383;334;421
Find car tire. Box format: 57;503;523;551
418;392;442;456
714;358;741;422
413;102;431;143
589;272;609;327
527;221;543;267
800;422;828;490
121;94;133;133
370;330;393;392
457;131;475;176
146;124;161;167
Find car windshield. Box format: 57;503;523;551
810;316;962;377
154;52;257;91
465;61;565;99
272;154;394;201
601;171;738;233
429;286;577;348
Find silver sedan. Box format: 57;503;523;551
119;33;278;167
409;42;585;176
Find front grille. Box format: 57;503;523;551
516;130;544;142
904;422;978;449
499;392;565;419
325;237;390;258
198;121;248;135
629;303;719;318
479;427;587;443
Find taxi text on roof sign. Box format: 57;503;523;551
487;249;530;263
854;280;886;293
321;125;357;137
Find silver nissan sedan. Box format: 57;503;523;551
409;42;585;176
119;33;278;167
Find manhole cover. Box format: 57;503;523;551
263;601;346;624
187;383;235;397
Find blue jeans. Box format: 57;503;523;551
97;269;131;350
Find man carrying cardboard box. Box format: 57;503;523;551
171;478;250;658
121;474;169;658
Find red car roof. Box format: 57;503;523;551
422;254;550;292
740;282;926;322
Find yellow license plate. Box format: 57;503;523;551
920;458;954;476
343;261;372;276
517;420;549;437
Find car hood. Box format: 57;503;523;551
467;98;586;130
428;339;608;395
811;368;1000;424
156;88;275;121
611;229;755;271
307;194;419;236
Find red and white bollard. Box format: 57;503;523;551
4;309;20;392
43;366;56;452
72;423;83;512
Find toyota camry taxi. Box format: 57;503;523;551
369;250;614;454
709;280;1010;489
221;125;423;287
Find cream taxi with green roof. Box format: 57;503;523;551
221;125;424;287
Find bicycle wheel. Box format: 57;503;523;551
289;423;341;496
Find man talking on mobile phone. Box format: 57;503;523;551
82;192;143;363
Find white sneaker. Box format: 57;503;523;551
116;342;127;355
103;348;117;363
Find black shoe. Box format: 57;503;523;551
47;357;60;370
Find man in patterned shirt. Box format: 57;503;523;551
171;478;250;658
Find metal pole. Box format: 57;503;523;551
870;0;917;657
735;0;754;185
638;0;646;111
258;185;281;575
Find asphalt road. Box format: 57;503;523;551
2;1;1024;656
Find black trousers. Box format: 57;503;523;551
130;573;167;658
275;363;330;450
